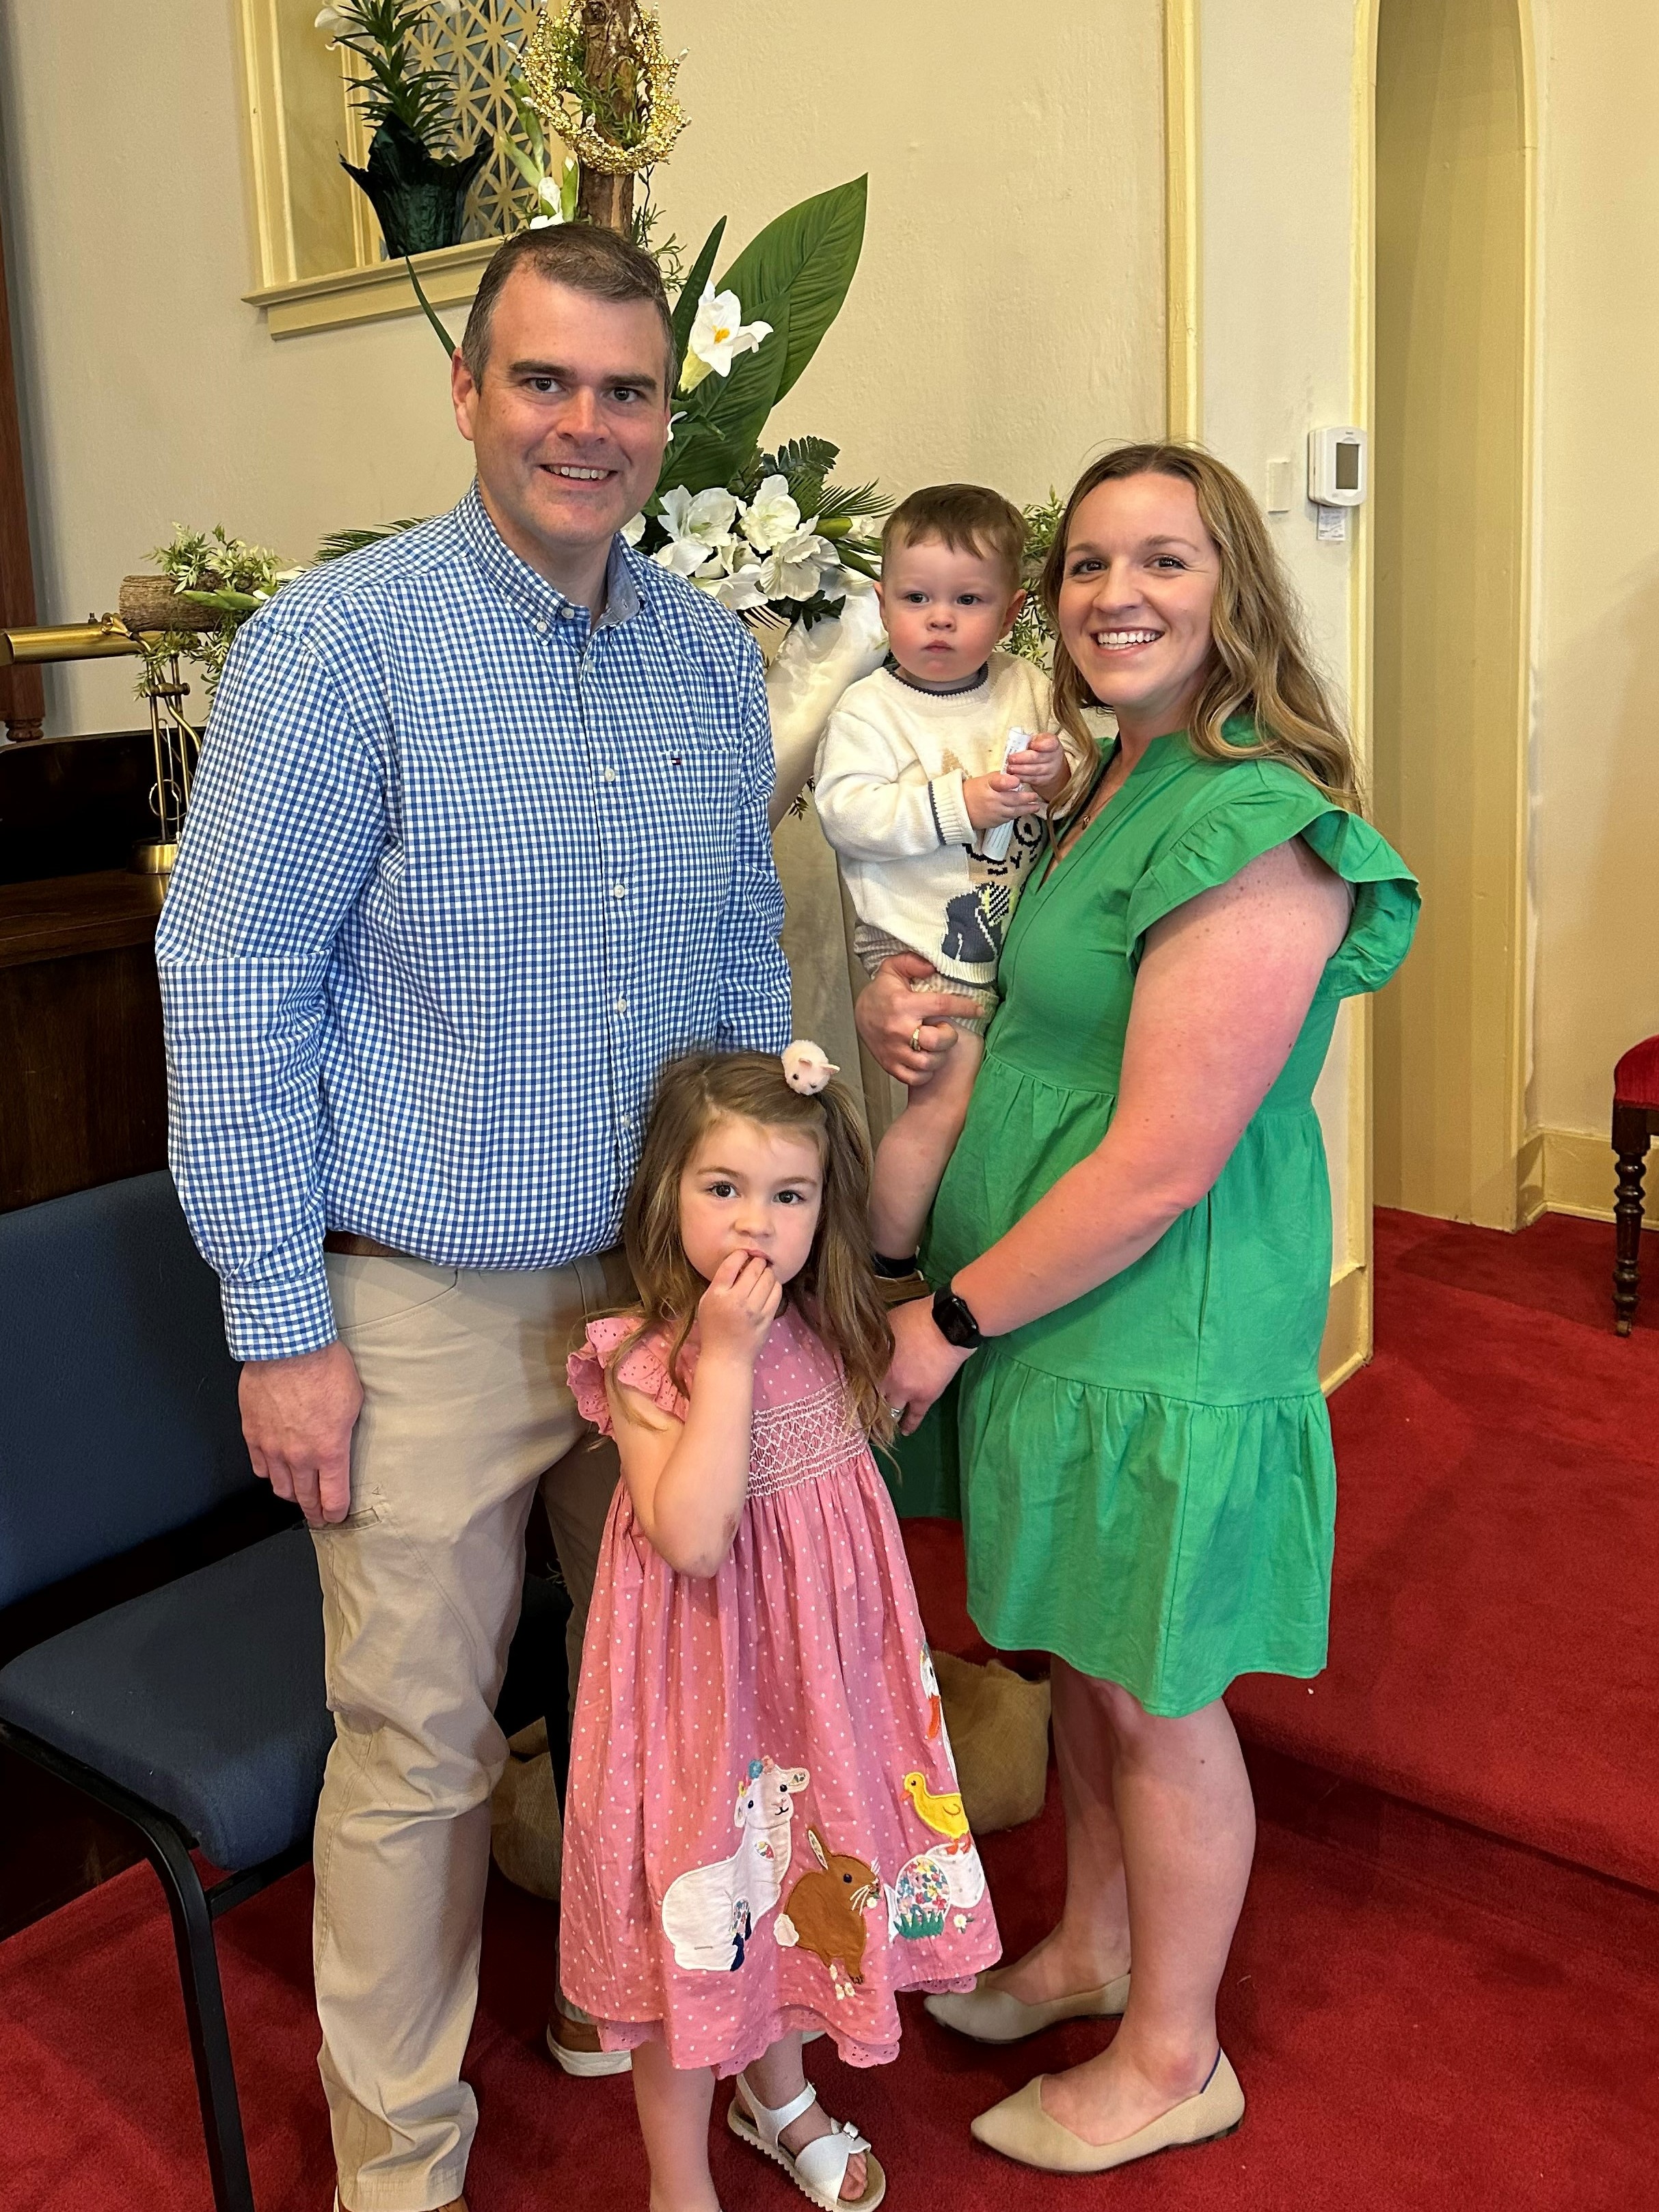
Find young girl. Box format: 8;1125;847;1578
561;1047;999;2212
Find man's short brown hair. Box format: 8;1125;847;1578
881;483;1027;595
459;223;676;391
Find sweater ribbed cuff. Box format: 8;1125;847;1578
928;769;975;848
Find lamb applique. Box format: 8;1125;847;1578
659;1755;810;1972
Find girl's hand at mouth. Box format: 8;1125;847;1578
697;1249;782;1366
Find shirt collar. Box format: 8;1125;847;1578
455;480;643;632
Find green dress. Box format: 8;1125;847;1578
917;725;1419;1717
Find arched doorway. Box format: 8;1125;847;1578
1370;0;1533;1226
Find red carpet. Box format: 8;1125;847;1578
1229;1208;1659;1890
5;1207;1658;2209
8;1788;1659;2212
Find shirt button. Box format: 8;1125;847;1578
621;1111;636;1129
602;766;617;783
533;618;549;634
614;997;628;1016
560;606;578;621
611;882;627;900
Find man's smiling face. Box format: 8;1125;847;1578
451;269;673;590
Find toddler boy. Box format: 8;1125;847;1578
814;483;1088;1277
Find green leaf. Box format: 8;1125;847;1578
314;520;427;564
767;435;839;483
814;478;891;524
180;586;265;612
403;254;458;361
653;417;747;504
501;137;544;191
671;217;727;368
714;177;866;407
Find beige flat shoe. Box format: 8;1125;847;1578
969;2051;1244;2172
923;1968;1131;2044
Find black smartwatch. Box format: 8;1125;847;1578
932;1284;984;1350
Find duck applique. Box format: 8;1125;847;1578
902;1771;969;1841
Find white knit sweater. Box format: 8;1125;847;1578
813;653;1077;988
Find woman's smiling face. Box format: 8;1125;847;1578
1055;473;1221;742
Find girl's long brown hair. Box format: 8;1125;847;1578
613;1052;895;1445
1040;442;1364;808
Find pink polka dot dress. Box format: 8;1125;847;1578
561;1302;1001;2077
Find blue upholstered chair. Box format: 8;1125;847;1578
0;1172;569;2212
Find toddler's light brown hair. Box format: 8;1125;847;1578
881;483;1027;597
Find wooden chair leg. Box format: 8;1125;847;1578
1613;1103;1651;1336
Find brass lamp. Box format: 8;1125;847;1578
1;578;216;882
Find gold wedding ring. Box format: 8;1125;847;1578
909;1025;925;1054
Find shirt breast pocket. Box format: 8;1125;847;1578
660;733;740;822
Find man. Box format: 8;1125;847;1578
157;224;790;2212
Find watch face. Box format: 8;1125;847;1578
933;1290;980;1348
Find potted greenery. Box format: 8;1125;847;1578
315;1;487;258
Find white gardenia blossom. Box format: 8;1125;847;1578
653;485;739;576
740;475;802;555
679;286;772;392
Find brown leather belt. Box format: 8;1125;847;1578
323;1231;414;1260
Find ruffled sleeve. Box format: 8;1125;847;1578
1122;762;1419;1004
566;1317;693;1435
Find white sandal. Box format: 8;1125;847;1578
728;2073;886;2212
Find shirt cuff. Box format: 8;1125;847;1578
929;770;975;848
219;1263;339;1362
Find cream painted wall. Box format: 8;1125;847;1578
1196;0;1370;1286
1529;0;1659;1144
0;0;1165;738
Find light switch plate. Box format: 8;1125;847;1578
1266;458;1294;513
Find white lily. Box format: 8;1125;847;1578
653;485;739;576
679;285;773;393
314;4;347;37
740;474;802;554
701;558;769;612
757;524;843;604
528;154;579;229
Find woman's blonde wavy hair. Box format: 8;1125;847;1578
612;1051;895;1446
1040;442;1364;809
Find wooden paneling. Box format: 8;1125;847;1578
0;194;44;741
0;872;168;1212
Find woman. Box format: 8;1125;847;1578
862;444;1418;2174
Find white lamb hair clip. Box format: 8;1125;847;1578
781;1040;839;1094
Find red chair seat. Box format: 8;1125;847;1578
1615;1036;1659;1111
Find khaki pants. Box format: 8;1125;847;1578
312;1249;630;2211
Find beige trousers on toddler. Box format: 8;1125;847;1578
312;1247;630;2212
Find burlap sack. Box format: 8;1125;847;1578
933;1651;1051;1834
489;1718;563;1900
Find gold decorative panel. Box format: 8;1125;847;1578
238;0;545;331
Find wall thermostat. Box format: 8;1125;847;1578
1308;427;1367;507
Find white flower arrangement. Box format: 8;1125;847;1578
645;473;856;614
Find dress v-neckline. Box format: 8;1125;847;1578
1036;730;1178;895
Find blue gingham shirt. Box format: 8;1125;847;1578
157;485;791;1360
